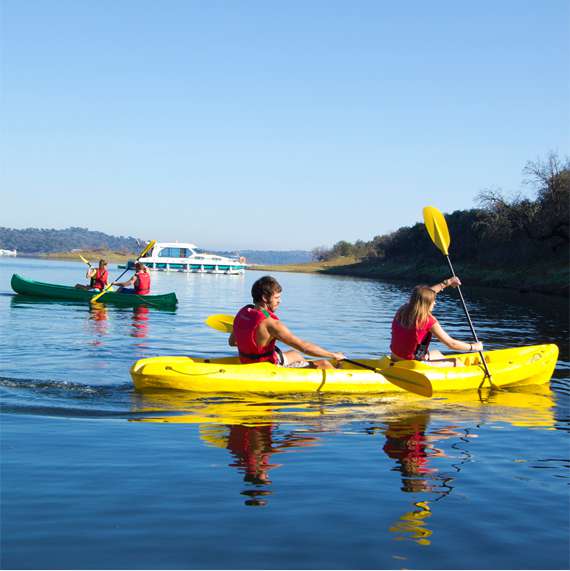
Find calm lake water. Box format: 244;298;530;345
1;258;569;570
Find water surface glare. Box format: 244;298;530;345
1;258;569;570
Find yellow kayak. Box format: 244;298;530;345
130;344;558;395
378;344;558;393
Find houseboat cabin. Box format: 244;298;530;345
134;242;246;274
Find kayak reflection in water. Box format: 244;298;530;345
228;275;345;369
200;423;318;507
113;262;151;295
390;276;483;366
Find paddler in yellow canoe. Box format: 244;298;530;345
390;276;483;366
229;275;345;369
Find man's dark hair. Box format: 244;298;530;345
251;276;282;303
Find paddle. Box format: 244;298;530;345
205;314;235;333
79;254;92;267
340;358;433;397
90;240;156;303
422;206;494;388
204;314;433;397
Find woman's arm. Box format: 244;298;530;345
430;321;483;352
228;332;236;347
430;276;461;294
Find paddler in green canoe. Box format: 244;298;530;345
391;276;483;366
113;262;151;295
75;259;109;291
229;275;345;369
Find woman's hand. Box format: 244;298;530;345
446;276;461;288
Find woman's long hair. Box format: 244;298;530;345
395;286;436;329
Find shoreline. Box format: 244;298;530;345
38;250;134;263
251;258;569;298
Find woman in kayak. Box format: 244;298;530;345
113;262;151;295
75;259;108;291
391;277;483;365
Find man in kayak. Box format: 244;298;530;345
113;262;151;295
391;276;483;365
75;259;108;291
228;275;345;369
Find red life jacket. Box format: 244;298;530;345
234;305;279;364
90;268;108;290
390;313;437;360
134;271;151;295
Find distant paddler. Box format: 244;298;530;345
113;262;151;296
75;259;109;291
228;275;345;369
390;277;483;366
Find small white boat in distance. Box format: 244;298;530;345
136;242;246;274
0;249;17;256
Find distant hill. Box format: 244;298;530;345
0;227;313;265
0;227;141;254
213;250;312;265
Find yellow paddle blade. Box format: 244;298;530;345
89;283;114;303
79;254;91;266
423;206;450;256
138;240;156;259
205;314;235;333
383;368;433;398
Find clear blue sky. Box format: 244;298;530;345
1;0;568;250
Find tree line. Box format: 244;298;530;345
312;153;569;268
0;227;142;254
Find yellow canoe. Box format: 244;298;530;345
130;344;558;395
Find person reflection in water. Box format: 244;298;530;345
88;301;108;342
131;305;150;339
227;425;276;506
201;423;318;507
382;413;437;493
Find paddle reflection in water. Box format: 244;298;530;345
367;411;475;547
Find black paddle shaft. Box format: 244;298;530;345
341;358;381;373
444;255;493;382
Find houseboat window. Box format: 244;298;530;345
159;248;174;257
178;248;188;258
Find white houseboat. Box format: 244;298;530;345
132;242;246;274
0;249;17;256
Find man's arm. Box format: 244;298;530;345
267;320;345;360
113;275;136;287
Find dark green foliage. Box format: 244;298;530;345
0;227;142;254
315;153;569;271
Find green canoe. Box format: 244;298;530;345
10;273;178;309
